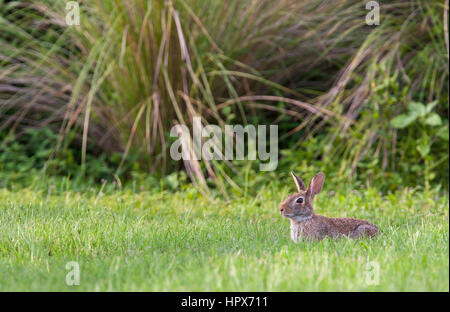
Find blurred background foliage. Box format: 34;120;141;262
0;0;448;197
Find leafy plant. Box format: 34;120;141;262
0;0;448;194
391;101;449;189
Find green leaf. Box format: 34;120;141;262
425;113;442;126
436;126;449;141
221;106;231;116
408;101;426;117
425;101;438;113
416;143;430;157
390;113;417;128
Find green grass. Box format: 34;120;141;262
0;179;448;291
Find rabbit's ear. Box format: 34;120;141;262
307;172;325;198
291;171;306;192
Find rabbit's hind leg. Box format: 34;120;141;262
349;224;379;239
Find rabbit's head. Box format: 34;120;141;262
279;172;325;220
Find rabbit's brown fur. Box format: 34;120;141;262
279;172;379;242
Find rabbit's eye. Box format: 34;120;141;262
296;197;304;204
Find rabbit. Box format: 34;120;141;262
279;172;379;242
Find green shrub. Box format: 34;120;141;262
0;0;448;195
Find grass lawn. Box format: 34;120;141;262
0;180;448;291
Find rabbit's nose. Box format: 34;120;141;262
279;208;284;212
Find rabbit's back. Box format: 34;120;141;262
291;214;379;241
326;216;379;238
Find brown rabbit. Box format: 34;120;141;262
279;172;379;242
